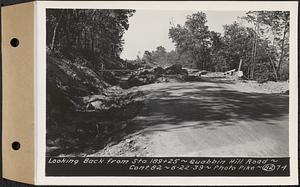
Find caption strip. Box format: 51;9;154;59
46;157;289;176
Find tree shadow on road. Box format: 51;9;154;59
122;82;288;136
71;82;288;155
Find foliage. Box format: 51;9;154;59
243;11;289;80
165;11;289;81
169;12;211;69
47;9;290;81
137;46;180;68
46;9;135;59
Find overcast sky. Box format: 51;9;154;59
120;10;246;60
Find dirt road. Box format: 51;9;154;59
91;78;289;157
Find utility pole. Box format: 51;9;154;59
238;59;243;71
100;63;104;80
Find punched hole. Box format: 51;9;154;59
10;38;19;47
12;141;21;150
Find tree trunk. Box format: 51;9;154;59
238;59;243;71
251;36;257;79
276;23;288;80
250;24;258;80
84;29;88;49
249;39;255;79
263;47;279;81
91;31;94;53
50;11;63;50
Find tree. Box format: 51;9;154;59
222;22;253;72
46;9;135;60
221;21;280;81
142;50;153;65
169;12;211;69
244;11;290;80
209;31;226;72
141;46;168;67
152;46;168;66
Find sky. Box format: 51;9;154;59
120;10;247;60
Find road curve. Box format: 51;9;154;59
92;79;289;157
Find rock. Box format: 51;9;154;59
128;69;157;87
46;54;147;156
103;71;119;85
88;100;104;110
200;70;208;75
125;139;133;143
139;70;151;76
152;66;165;76
156;77;168;83
86;103;94;110
105;86;124;95
83;94;106;103
127;65;192;87
165;64;188;77
236;71;243;77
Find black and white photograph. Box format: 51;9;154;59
46;8;290;158
0;0;297;185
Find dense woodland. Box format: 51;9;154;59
47;9;135;68
47;10;289;82
136;11;290;82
